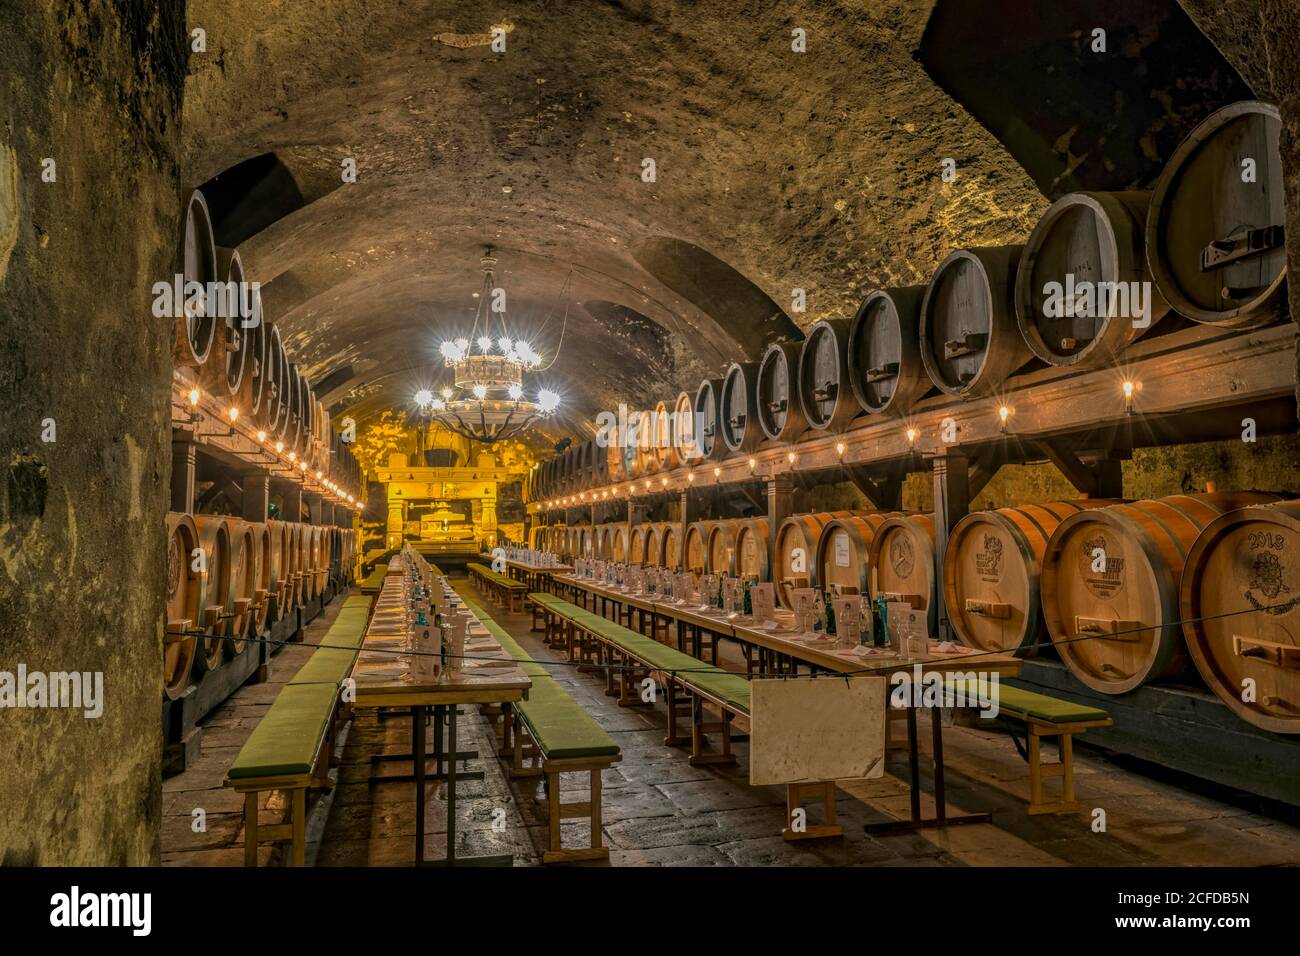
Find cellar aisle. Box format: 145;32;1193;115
161;582;1300;867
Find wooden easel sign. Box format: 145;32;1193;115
750;677;887;786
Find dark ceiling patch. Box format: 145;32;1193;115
919;0;1253;195
630;236;802;360
197;149;346;247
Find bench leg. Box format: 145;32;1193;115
290;787;306;866
784;781;844;841
664;680;690;747
244;793;258;868
1026;728;1081;815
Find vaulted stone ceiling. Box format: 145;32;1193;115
180;0;1258;444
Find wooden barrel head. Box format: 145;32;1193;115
774;513;851;607
209;247;251;400
919;246;1029;396
1016;192;1167;367
733;519;770;583
671;391;700;465
705;519;746;577
848;287;929;416
694;378;726;462
1181;500;1300;734
685;521;712;573
250;521;271;635
193;514;233;674
797;319;857;431
243;289;269;426
164;512;201;700
644;524;663;566
579;526;592;559
630;524;647;564
868;514;937;633
611;525;628;562
652;400;679;471
176;190;218;370
661;525;682;571
1147;101;1287;328
756;341;807;442
226;519;257;654
721;363;762;452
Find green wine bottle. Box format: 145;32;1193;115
825;591;836;635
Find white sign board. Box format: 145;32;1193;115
750;677;887;786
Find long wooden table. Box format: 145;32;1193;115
489;555;574;594
351;558;531;865
553;573;1021;832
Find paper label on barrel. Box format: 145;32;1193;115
1078;531;1125;599
1236;528;1300;616
975;532;1004;583
834;532;851;567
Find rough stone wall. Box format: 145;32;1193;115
1258;0;1300;414
0;1;185;865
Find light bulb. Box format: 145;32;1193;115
507;383;523;401
906;427;917;445
188;388;200;406
472;383;488;400
288;451;296;462
414;388;433;407
431;398;445;411
687;472;695;483
498;337;512;352
477;336;493;352
440;341;463;361
538;389;560;413
441;386;453;400
275;441;284;453
787;451;797;464
713;467;721;478
256;430;267;443
835;441;846;457
455;337;469;353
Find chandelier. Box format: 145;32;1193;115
416;248;560;444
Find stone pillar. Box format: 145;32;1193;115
766;473;794;587
242;471;270;522
387;498;405;549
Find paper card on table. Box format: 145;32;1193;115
792;587;818;623
751;583;775;622
749;677;886;785
833;597;861;643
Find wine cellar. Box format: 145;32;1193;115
6;0;1300;900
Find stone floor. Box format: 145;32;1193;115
163;581;1300;867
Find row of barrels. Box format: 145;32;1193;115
175;190;360;495
529;101;1287;501
535;494;1300;734
164;512;357;700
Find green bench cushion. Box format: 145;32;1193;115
228;683;337;779
360;569;387;593
995;685;1110;724
468;563;526;590
457;596;618;760
679;670;752;715
287;647;357;686
517;678;620;759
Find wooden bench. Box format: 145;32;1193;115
459;596;621;864
467;562;528;614
225;594;370;865
533;593;838;841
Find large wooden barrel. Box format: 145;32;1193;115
651;399;679;472
174;190;218;373
943;501;1115;655
797;320;858;431
265;519;293;621
756;341;807;442
312;524;330;597
816;513;899;596
164;512;202;700
629;524;648;565
242;288;269;429
266;324;292;443
609;524;629;562
733;519;770;583
703;518;748;577
1180;500;1300;733
919;246;1030;396
867;514;938;635
774;511;856;608
671;391;700;464
284;365;306;460
685;520;718;574
631;411;659;476
694;377;727;462
644;523;665;567
226;519;258;654
848;287;930;417
1146;101;1287;328
206;248;252;400
248;520;271;634
192;514;233;675
720;363;762;453
284;522;304;609
661;524;683;571
1041;492;1283;695
1015;192;1168;367
579;525;594;559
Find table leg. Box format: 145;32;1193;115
863;705;992;834
422;701;514;867
414;705;427;865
